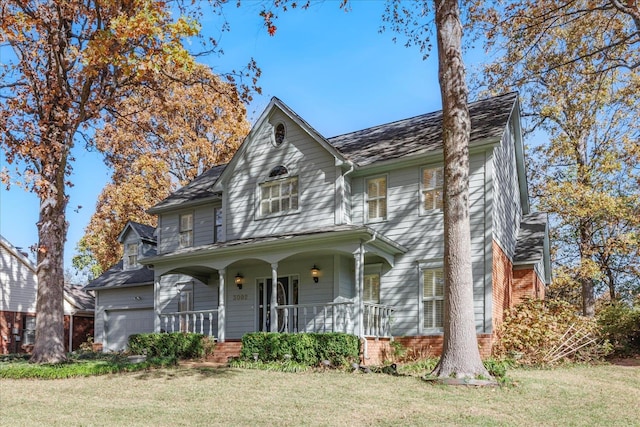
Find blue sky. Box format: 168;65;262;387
0;1;458;272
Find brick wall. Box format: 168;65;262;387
492;241;513;333
63;315;95;352
513;269;545;303
0;310;36;354
1;311;94;354
363;334;493;366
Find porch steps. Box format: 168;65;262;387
209;340;242;364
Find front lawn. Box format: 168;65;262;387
0;361;638;426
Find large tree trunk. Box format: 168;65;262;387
431;0;490;379
30;167;68;364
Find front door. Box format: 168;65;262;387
257;276;299;332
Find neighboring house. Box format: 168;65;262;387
0;235;94;354
88;92;550;363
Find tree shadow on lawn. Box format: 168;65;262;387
132;364;239;381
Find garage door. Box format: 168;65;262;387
105;308;154;352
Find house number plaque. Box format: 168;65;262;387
233;294;248;301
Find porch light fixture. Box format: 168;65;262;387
235;273;244;289
311;265;320;283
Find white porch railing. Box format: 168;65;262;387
277;301;355;334
159;302;394;339
160;310;218;336
363;303;394;338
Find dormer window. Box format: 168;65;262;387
274;122;286;146
125;243;138;269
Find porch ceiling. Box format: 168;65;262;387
141;225;406;272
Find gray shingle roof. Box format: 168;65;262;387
150;92;518;210
148;164;226;213
513;212;548;264
64;284;95;311
329;92;518;166
129;222;156;243
84;260;154;290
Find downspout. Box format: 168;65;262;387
341;160;355;224
359;231;377;362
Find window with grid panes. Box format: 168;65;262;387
260;177;298;216
423;268;444;330
125;243;138;269
366;176;387;221
422;167;443;212
179;213;193;248
363;273;380;303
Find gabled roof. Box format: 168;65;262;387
211;97;347;193
0;234;36;274
84;260;154;290
64;284;95;312
329;92;518;166
149;92;520;213
513;212;551;284
148;164;226;214
129;222;156;243
117;220;157;244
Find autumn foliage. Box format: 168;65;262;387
79;64;250;273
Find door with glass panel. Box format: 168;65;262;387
257;276;299;332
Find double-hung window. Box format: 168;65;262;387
214;208;222;243
363;273;381;304
179;213;193;248
366;176;387;222
260;177;298;216
421;166;444;213
125;243;138;269
423;268;445;330
23;316;36;345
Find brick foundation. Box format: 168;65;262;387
363;334;493;366
513;269;545;303
492;241;513;333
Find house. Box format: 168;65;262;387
84;222;157;352
0;235;94;354
88;92;550;363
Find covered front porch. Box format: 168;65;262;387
143;226;405;343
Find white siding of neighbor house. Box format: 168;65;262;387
225;112;338;241
492;120;523;259
351;153;491;335
0;239;38;313
93;285;154;349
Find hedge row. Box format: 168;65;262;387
128;333;215;359
239;332;359;366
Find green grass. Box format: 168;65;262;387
0;361;638;426
0;354;176;379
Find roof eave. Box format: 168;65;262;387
147;193;222;214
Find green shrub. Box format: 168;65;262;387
597;301;640;356
494;298;608;365
128;332;213;359
240;332;358;367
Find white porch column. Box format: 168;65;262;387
270;262;278;332
154;276;161;333
218;269;226;342
354;247;364;337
